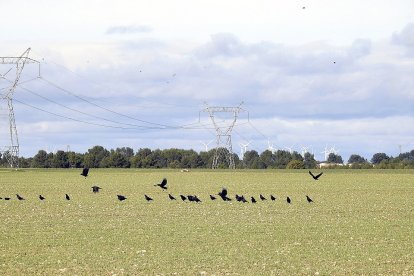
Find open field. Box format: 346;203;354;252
0;169;413;275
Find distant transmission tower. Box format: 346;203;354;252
200;102;245;169
0;48;39;168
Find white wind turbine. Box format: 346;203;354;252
284;144;295;154
239;141;252;159
301;145;314;157
267;139;276;153
200;140;214;152
321;145;339;161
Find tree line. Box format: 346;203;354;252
1;145;413;169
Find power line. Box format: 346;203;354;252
39;77;180;129
30;50;196;109
13;98;157;130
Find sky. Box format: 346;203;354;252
1;0;414;162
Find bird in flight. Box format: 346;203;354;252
80;168;89;178
154;178;168;190
218;187;232;201
65;194;71;200
39;195;45;200
309;171;323;180
287;196;291;204
168;194;176;200
306;195;313;203
145;194;153;202
16;194;25;200
117;195;127;201
91;186;102;193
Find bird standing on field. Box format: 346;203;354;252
80;168;89;178
65;194;71;200
270;195;276;201
309;171;323;180
287;196;291;204
92;186;102;193
16;194;25;200
117;195;127;201
210;195;217;200
306;195;313;203
168;194;176;200
180;195;187;201
39;195;45;200
145;194;153;202
251;196;257;203
259;194;266;201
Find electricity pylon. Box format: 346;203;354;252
0;48;39;168
200;102;245;169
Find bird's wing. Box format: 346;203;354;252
309;171;315;178
221;188;228;197
315;172;323;179
160;178;167;187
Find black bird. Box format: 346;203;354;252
270;195;276;201
80;167;89;177
39;195;45;200
251;196;257;203
65;194;71;200
210;195;217;200
0;197;2;199
145;194;153;202
154;178;168;190
180;195;187;201
187;195;195;202
4;197;11;200
16;194;25;200
117;195;127;201
193;195;202;203
306;195;313;203
91;186;102;193
168;194;176;200
287;196;291;204
259;194;266;201
218;188;231;201
309;171;323;180
239;195;248;203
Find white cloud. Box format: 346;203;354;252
106;25;153;34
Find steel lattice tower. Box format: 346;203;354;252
0;48;39;168
201;102;244;169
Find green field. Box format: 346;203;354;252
0;169;413;275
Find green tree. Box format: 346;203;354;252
131;148;152;168
259;150;275;168
327;153;343;164
286;159;305;169
371;152;389;165
31;150;49;168
303;152;317;169
348;154;367;164
51;150;70;168
274;150;292;169
84;146;110;168
243;150;260;169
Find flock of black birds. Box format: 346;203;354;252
1;168;322;204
